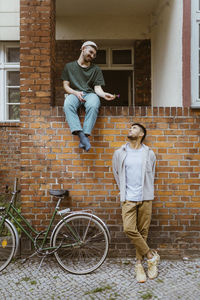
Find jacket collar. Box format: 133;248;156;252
121;142;149;152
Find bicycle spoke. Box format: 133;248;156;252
52;214;109;274
84;230;105;243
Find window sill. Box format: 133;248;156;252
0;121;20;127
190;105;200;109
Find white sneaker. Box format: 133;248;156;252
135;263;147;283
147;250;160;279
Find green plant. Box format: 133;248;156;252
0;194;8;208
21;277;31;282
84;285;112;295
0;187;22;234
156;278;164;283
140;292;153;300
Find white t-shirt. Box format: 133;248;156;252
125;144;144;201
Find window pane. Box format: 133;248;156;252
7;71;20;86
100;70;131;106
6;48;20;63
112;50;132;64
95;50;106;64
8;104;20;120
8;88;20;103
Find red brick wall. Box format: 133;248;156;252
18;102;200;257
134;40;151;106
55;40;82;106
0;0;194;258
1;103;199;258
20;0;56;224
0;123;20;192
20;0;55;109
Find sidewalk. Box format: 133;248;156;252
0;257;200;299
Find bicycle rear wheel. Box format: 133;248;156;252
52;214;109;274
0;219;16;272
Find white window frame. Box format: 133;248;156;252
97;47;134;70
0;42;20;121
191;0;200;108
97;47;134;105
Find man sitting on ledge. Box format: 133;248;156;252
61;41;116;151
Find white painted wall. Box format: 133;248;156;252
151;0;183;107
56;16;151;40
0;0;20;40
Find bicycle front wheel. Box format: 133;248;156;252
52;214;109;274
0;219;16;272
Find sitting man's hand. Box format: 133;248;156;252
103;93;116;101
75;91;86;102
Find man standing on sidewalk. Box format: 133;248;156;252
112;123;160;283
61;41;115;151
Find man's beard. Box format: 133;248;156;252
83;55;93;63
127;135;137;140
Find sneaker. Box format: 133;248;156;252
147;250;160;279
135;263;147;283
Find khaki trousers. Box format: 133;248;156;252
122;200;152;260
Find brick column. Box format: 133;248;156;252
20;0;55;228
134;40;151;106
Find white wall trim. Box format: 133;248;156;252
191;0;200;108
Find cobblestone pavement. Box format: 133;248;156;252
0;257;200;300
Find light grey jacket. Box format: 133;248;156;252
112;143;156;202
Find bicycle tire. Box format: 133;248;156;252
0;219;17;272
51;214;109;274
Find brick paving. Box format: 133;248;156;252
0;257;200;299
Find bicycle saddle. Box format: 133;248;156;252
49;190;69;197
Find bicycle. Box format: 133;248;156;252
0;179;110;274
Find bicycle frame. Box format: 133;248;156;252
0;179;111;259
0;202;58;251
0;180;110;275
0;191;85;253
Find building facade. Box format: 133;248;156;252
0;0;200;257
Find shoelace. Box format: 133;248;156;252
148;258;159;266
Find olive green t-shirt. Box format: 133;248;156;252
61;61;105;93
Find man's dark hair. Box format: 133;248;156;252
131;123;147;143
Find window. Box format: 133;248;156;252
191;0;200;107
95;47;133;106
0;43;20;121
